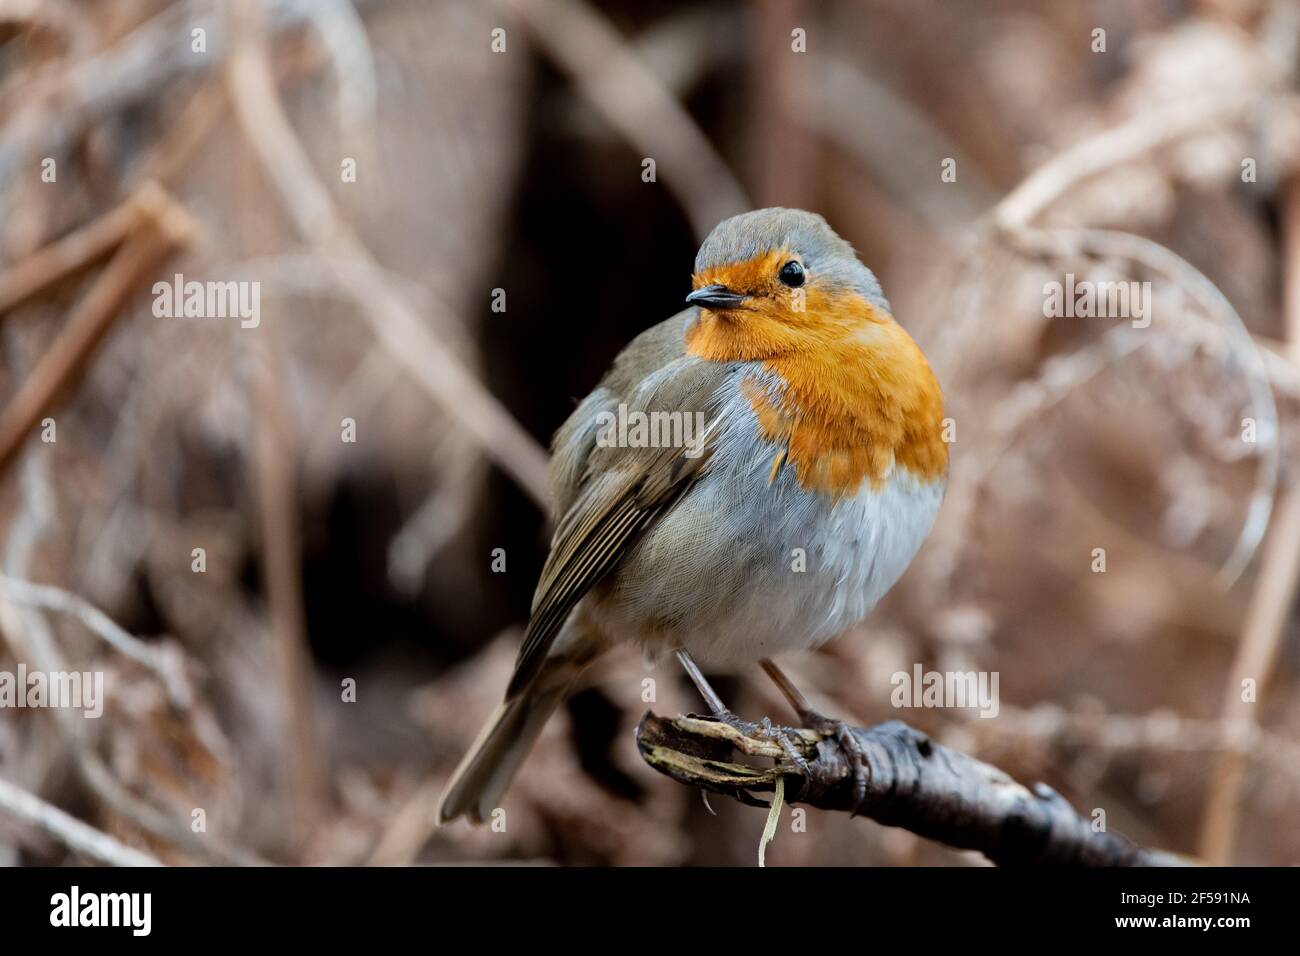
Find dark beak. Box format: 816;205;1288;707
686;284;748;310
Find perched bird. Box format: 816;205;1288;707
439;208;947;824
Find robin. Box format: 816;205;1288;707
439;207;948;824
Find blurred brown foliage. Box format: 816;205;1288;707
0;0;1298;866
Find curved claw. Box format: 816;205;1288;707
712;712;815;801
800;712;869;813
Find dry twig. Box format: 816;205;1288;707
0;775;163;867
0;187;145;316
0;183;195;476
500;0;748;241
0;572;190;706
1199;169;1300;863
992;90;1265;231
224;0;550;506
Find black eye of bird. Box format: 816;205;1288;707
778;260;805;287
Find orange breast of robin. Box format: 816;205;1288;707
687;276;947;497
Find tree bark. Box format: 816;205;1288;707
636;712;1184;866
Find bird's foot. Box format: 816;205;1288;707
798;711;869;813
713;711;814;779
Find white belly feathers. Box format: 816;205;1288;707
587;364;946;670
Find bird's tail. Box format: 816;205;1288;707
437;654;587;825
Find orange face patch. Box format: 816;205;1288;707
689;251;947;495
686;250;862;362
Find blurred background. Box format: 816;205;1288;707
0;0;1298;866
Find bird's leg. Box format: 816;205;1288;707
675;649;729;717
674;650;812;777
760;658;869;811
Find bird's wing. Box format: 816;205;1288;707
506;311;730;697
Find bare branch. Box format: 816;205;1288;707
993;90;1266;231
223;0;551;506
637;712;1185;867
0;186;145;316
0;572;191;707
0;0;387;193
1199;168;1300;862
500;0;748;241
0;184;195;477
0;774;163;867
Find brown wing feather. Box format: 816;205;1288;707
506;440;713;698
506;329;730;699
